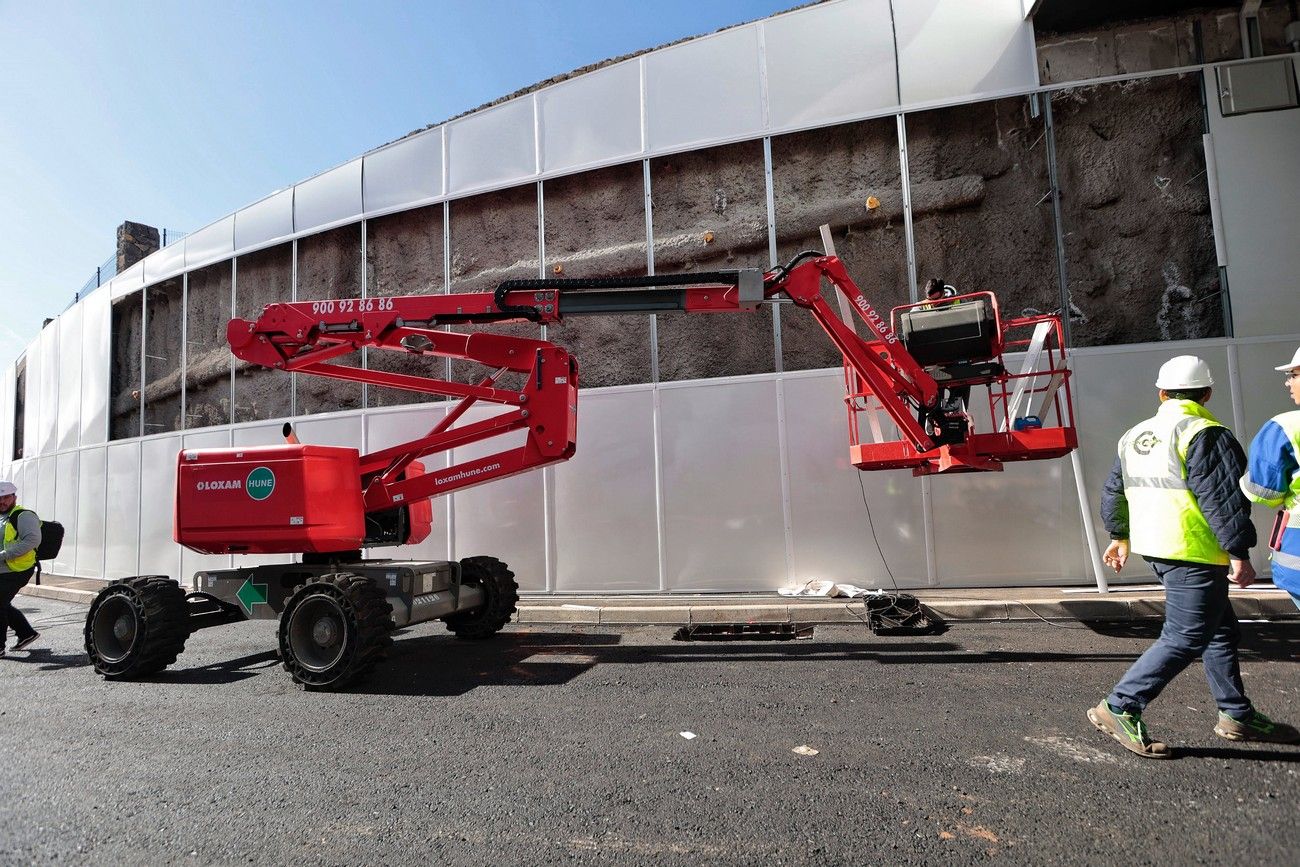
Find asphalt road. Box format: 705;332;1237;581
2;596;1298;865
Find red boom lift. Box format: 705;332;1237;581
83;252;1075;689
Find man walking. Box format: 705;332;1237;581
1090;356;1299;757
1240;346;1300;612
0;480;41;657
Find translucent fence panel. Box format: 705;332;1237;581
365;205;446;408
233;244;293;423
446;98;537;195
138;435;182;580
296;224;364;415
80;286;111;446
771;117;908;372
56;304;82;451
644;24;764;152
1051;74;1223;346
143;278;184;435
782;371;929;587
554;388;659;591
894;0;1037;105
294;158;362;232
650;140;774;381
364;128;444;215
763;0;898;131
38;324;58;456
104;441;141;578
543;162;652;388
450;407;546;591
659;377;786;590
234;188;294;250
184;262;233;429
52;451;78;575
538;59;642;175
75;446;106;578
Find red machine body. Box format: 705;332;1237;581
176;445;365;554
194;253;1075;555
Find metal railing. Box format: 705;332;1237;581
67;228;189;310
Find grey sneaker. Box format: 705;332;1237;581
1215;710;1300;744
1088;700;1173;759
12;632;39;651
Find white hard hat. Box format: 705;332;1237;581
1274;346;1300;372
1155;355;1214;389
0;481;15;497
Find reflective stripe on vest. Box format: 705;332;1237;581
1118;399;1230;565
1269;411;1300;514
2;504;37;572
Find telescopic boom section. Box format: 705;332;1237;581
227;254;1075;514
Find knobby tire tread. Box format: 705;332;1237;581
84;575;190;679
278;572;393;691
444;556;519;640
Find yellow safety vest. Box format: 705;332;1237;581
1118;399;1230;565
3;503;37;572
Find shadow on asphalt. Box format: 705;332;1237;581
1084;621;1300;662
348;629;1163;697
144;623;1298;696
1175;746;1300;763
4;648;92;671
160;650;281;684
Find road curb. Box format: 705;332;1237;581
22;583;1299;625
19;584;97;605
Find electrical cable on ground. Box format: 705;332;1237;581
857;472;900;592
856;472;1089;629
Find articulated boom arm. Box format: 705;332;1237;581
228;253;1074;515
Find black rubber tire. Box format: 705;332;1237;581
443;556;518;639
84;576;190;679
278;572;393;691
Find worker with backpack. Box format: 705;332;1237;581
0;480;42;656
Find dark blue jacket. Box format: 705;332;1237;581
1101;425;1256;560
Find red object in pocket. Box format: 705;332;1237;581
1269;509;1290;551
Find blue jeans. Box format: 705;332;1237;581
1108;559;1251;718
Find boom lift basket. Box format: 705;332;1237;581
845;292;1076;476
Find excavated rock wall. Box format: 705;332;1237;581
142;277;183;434
184;263;232;429
232;245;292;424
108;22;1232;437
296;225;364;415
365;204;447;407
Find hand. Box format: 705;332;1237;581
1103;540;1129;573
1229;558;1256;589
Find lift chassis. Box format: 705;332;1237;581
84;251;1076;690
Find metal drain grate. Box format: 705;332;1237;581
672;623;815;641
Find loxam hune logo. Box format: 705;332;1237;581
245;466;276;501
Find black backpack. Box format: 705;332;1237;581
8;509;64;584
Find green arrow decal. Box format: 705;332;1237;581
236;575;269;614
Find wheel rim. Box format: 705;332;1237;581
92;594;140;663
287;593;350;673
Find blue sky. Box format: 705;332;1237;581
0;0;799;366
